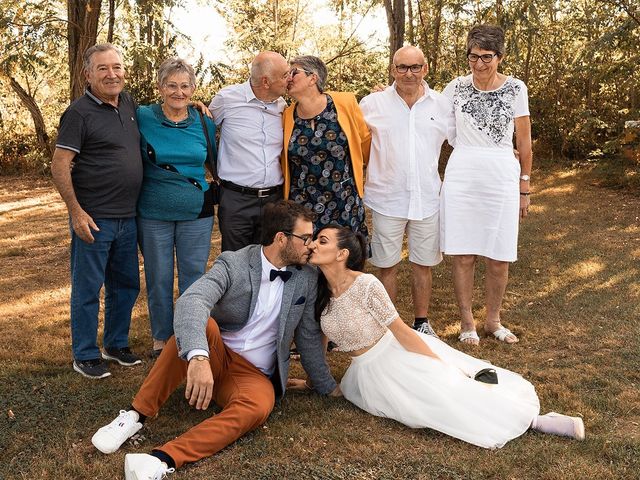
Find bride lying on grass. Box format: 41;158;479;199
289;225;584;448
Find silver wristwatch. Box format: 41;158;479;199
519;175;530;181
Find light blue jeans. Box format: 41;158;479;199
137;216;214;341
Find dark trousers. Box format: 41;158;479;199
217;184;283;252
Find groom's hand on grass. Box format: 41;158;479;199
186;358;214;410
286;378;309;391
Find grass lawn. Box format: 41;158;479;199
0;166;638;479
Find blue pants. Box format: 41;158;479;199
70;218;140;361
137;216;214;341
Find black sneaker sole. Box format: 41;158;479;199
73;361;112;379
101;352;142;367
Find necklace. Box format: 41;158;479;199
161;104;189;124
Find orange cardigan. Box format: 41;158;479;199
281;91;371;199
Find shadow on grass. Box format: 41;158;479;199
0;169;639;479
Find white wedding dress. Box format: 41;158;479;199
321;274;540;449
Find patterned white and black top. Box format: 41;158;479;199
443;74;529;149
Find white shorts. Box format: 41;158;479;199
369;210;442;268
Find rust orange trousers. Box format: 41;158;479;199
132;318;275;468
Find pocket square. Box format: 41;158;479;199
294;296;306;305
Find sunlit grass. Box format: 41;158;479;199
1;168;639;479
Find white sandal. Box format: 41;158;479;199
458;330;480;345
490;327;519;343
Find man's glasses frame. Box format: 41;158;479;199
394;64;424;74
283;231;313;246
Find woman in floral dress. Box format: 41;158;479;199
281;55;371;241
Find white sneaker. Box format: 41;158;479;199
92;410;142;454
124;454;175;480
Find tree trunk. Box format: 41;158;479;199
496;0;504;25
407;0;414;45
430;0;443;77
107;0;116;43
7;75;53;158
67;0;102;102
523;29;534;85
383;0;405;83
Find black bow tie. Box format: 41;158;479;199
270;269;292;283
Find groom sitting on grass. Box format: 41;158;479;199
91;200;339;480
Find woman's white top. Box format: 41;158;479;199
442;74;529;149
321;273;398;352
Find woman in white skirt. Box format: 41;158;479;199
440;25;532;345
292;225;584;448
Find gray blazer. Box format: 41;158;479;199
174;244;337;396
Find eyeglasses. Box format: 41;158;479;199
289;67;313;78
394;64;424;74
283;231;313;246
467;53;498;63
163;82;194;93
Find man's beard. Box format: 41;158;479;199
280;240;308;266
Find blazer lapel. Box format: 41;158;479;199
277;267;297;341
247;246;263;319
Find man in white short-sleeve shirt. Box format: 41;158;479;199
359;45;454;335
209;51;290;252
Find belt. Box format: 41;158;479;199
221;180;282;198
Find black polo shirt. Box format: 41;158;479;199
56;89;143;218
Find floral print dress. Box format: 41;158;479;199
287;95;368;239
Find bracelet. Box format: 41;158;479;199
520;192;531;196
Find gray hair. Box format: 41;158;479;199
290;55;328;93
466;25;505;57
157;57;196;87
83;43;124;71
250;57;274;86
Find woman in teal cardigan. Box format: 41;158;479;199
137;57;217;355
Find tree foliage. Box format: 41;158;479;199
1;0;639;175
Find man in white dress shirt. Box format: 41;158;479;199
91;201;339;479
209;51;291;251
359;45;454;336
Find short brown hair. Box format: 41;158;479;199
261;200;314;246
466;25;505;57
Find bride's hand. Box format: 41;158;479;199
286;378;310;391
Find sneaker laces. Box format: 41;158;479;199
107;410;137;433
153;465;175;480
415;321;438;337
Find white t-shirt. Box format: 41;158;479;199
442;75;529;150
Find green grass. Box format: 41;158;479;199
0;167;638;479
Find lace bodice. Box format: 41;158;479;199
320;274;399;352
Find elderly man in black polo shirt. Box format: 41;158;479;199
51;44;143;379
